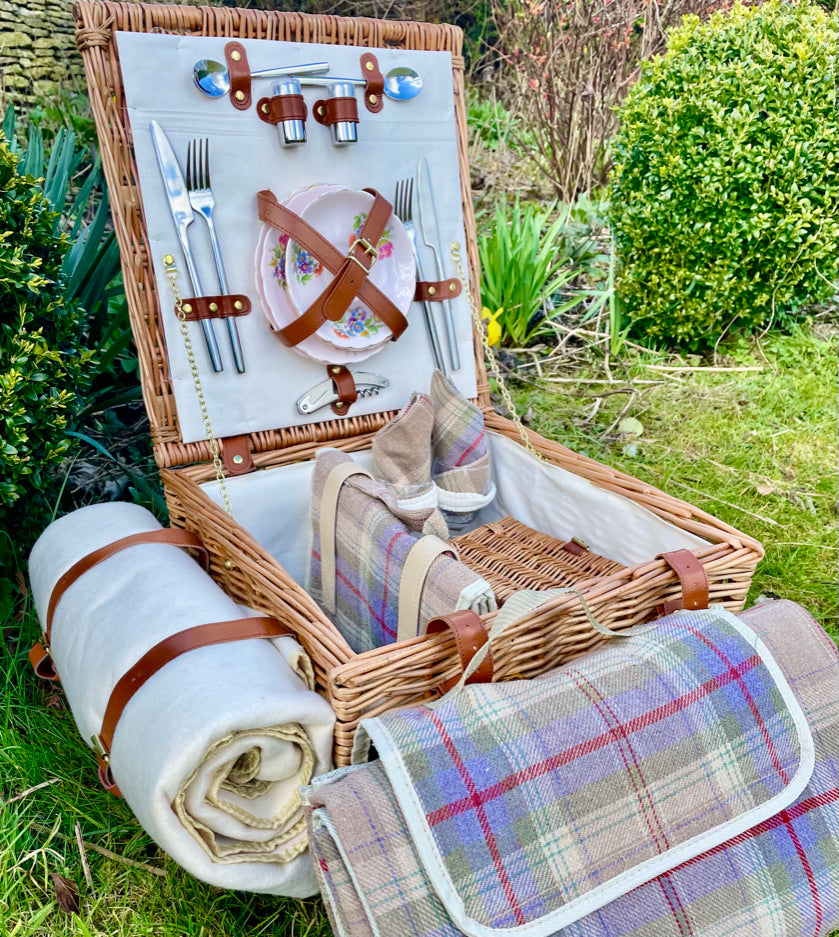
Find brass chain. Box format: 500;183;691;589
162;254;234;517
451;241;544;462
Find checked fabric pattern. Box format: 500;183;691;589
304;601;839;937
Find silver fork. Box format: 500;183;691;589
186;139;246;374
393;178;445;373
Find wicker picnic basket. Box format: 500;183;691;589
74;0;764;765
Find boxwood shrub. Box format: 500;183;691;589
607;0;838;346
0;137;94;566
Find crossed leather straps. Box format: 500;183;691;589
257;188;408;348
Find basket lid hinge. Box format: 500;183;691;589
222;435;255;476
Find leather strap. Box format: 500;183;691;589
327;365;358;416
657;549;709;615
257;190;408;346
222;435;254;476
360;52;384;113
414;278;462;303
397;536;458;643
319;461;373;613
257;93;307;125
44;529;208;646
180;294;251;322
95;616;292;796
224;41;251;110
313;96;359;126
562;538;588;557
426;610;493;694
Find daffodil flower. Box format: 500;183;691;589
481;306;503;347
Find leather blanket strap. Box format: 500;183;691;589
94;615;293;797
29;529;209;681
257;189;408;347
657;548;710;615
426;609;493;694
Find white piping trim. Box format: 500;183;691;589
364;606;816;937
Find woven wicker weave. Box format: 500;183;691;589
75;1;764;765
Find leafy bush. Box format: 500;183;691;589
608;0;838;346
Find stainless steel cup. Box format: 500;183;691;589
329;82;358;146
272;78;306;146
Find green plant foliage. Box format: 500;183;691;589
0;136;95;542
479;197;591;346
608;0;838;346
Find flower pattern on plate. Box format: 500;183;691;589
291;243;323;284
348;212;394;260
332;306;385;340
270;232;290;288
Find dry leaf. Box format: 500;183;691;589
50;873;79;914
755;484;774;496
619;416;644;437
45;694;64;711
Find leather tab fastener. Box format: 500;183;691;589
326;365;358;416
313;96;359;127
222;435;254;476
360;52;384;113
414;278;462;303
225;41;252;110
257;93;307;125
180;294;251;322
657;549;709;615
426;610;493;695
561;538;588;557
29;643;58;681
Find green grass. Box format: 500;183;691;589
0;327;836;934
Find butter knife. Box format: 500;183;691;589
416;157;460;371
150;120;223;372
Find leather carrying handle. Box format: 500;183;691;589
657;549;710;615
94;615;293;795
426;610;493;695
257;189;408;346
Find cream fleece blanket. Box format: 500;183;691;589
28;502;334;896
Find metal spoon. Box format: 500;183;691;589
192;59;330;98
193;59;422;101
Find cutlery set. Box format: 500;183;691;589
152;46;462;406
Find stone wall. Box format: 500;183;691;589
0;0;81;107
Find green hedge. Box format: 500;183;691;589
608;0;838;346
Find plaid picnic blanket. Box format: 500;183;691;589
308;449;495;653
303;601;839;936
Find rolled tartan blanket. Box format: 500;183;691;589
303;600;839;935
308;448;496;653
29;502;334;896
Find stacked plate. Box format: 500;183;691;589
255;184;415;365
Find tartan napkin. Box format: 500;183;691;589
308;449;496;652
371;392;437;510
303;601;839;937
430;369;496;513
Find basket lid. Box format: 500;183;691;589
75;1;488;471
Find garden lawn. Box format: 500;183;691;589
0;327;836;935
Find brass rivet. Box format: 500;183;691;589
163;254;174;265
182;303;193;313
317;105;325;116
261;103;270;114
231;50;241;61
233;300;243;311
232;454;244;465
449;282;457;292
331;366;342;374
223;559;234;570
368;94;378;105
209;302;219;313
365;61;374;72
335;402;345;409
234;90;245;102
428;286;437;296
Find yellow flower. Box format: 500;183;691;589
481;306;503;347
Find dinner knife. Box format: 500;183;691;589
150;120;223;372
416;156;460;371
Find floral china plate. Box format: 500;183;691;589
255;184;391;365
286;187;415;351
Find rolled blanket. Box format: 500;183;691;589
308;448;496;653
28;502;334;896
303;600;839;936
